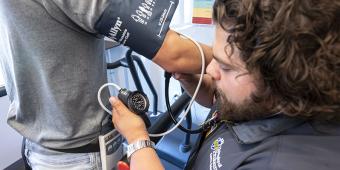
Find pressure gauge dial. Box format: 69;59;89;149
130;93;148;112
118;88;151;127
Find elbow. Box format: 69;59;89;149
153;31;183;73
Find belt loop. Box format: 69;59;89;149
21;137;32;170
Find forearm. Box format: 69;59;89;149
178;74;215;108
127;135;164;170
153;30;213;74
130;147;164;170
110;97;164;170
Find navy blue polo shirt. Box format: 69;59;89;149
191;115;340;170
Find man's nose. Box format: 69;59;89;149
206;59;221;80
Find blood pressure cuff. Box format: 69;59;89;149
95;0;179;59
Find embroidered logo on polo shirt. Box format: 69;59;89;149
210;137;224;170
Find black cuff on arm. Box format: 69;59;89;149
95;0;179;60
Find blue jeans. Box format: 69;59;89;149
24;140;102;170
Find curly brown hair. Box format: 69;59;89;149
213;0;340;121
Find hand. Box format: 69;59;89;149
172;72;194;81
109;97;150;144
173;73;215;107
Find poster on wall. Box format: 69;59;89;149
192;0;214;24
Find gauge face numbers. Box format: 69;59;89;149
131;93;148;111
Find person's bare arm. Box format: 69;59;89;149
174;73;215;108
110;97;164;170
129;144;164;170
153;30;213;74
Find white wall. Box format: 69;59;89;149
0;96;22;169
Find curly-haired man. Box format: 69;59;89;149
111;0;340;169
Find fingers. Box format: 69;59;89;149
172;72;192;80
110;97;129;127
109;97;130;115
172;73;181;80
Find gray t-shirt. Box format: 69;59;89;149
0;0;178;150
0;0;113;149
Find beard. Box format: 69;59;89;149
215;88;274;122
